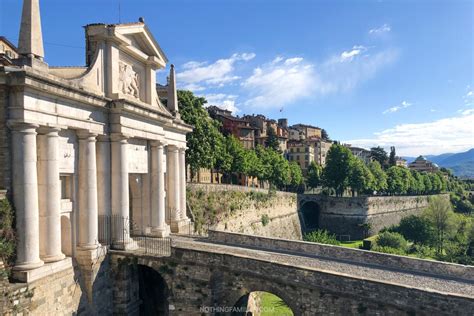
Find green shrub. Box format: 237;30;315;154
397;215;434;244
304;229;340;245
261;214;270;226
376;231;408;250
0;198;16;267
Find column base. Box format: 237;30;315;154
13;259;44;271
11;257;72;283
42;252;66;263
112;238;139;251
150;225;171;238
170;218;192;234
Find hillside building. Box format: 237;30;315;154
409;156;440;173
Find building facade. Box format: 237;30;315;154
243;114;288;152
290;123;322;140
287;141;315;171
409;156;440;173
0;0;191;283
207;106;257;149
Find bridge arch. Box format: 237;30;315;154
300;200;321;230
136;262;170;316
233;291;294;315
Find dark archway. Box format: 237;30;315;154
137;265;169;316
301;201;320;229
232;291;294;316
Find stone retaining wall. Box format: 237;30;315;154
209;230;474;281
187;184;301;239
300;194;448;239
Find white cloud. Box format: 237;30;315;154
369;24;391;35
464;89;474;106
383;100;412;114
203;93;240;114
345;110;474;156
340;45;367;62
241;57;316;108
177;53;256;90
241;47;397;109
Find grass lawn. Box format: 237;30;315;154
258;292;294;316
340;240;363;248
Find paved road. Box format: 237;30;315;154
171;235;474;299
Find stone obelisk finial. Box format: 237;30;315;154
18;0;44;60
167;64;179;116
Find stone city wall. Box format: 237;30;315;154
300;194;447;239
209;230;474;281
187;183;302;240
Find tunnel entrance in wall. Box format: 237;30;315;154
137;265;169;316
233;291;294;316
300;201;320;230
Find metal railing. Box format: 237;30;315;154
98;215;171;257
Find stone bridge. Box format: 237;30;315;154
110;231;474;315
297;194;443;239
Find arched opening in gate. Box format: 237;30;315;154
137;265;169;316
300;201;320;229
233;291;294;316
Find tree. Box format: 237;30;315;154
225;135;249;183
288;162;304;191
423;196;457;255
410;170;425;195
348;158;374;196
322;144;354;196
370;146;388;169
246;149;263;186
321;129;330;141
397;215;434;244
386;166;407;195
423;174;433;194
368;161;387;193
178;90;224;176
306;161;322;192
264;126;280;152
388;146;397;167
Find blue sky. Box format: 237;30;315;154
1;0;473;156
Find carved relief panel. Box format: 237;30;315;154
119;61;140;98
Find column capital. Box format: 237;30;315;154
178;147;187;153
150;140;167;148
37;126;61;136
7;121;39;133
110;133;129;143
76;129;98;140
97;135;111;142
167;144;179;152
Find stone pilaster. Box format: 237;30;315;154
150;141;169;237
96;136;111;217
37;126;65;263
77;130;99;250
10;122;44;271
167;145;190;233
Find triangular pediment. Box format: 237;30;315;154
113;23;168;68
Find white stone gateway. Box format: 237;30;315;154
0;0;192;282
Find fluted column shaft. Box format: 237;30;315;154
37;127;64;262
77;131;99;249
11;123;43;270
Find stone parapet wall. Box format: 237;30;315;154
209;230;474;281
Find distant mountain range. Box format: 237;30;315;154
403;148;474;179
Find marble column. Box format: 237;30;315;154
96;136;111;217
10;123;43;270
150;141;169;237
178;147;188;220
111;134;135;247
37;127;65;262
166;145;180;221
77;131;99;250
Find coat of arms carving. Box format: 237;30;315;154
119;62;140;98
